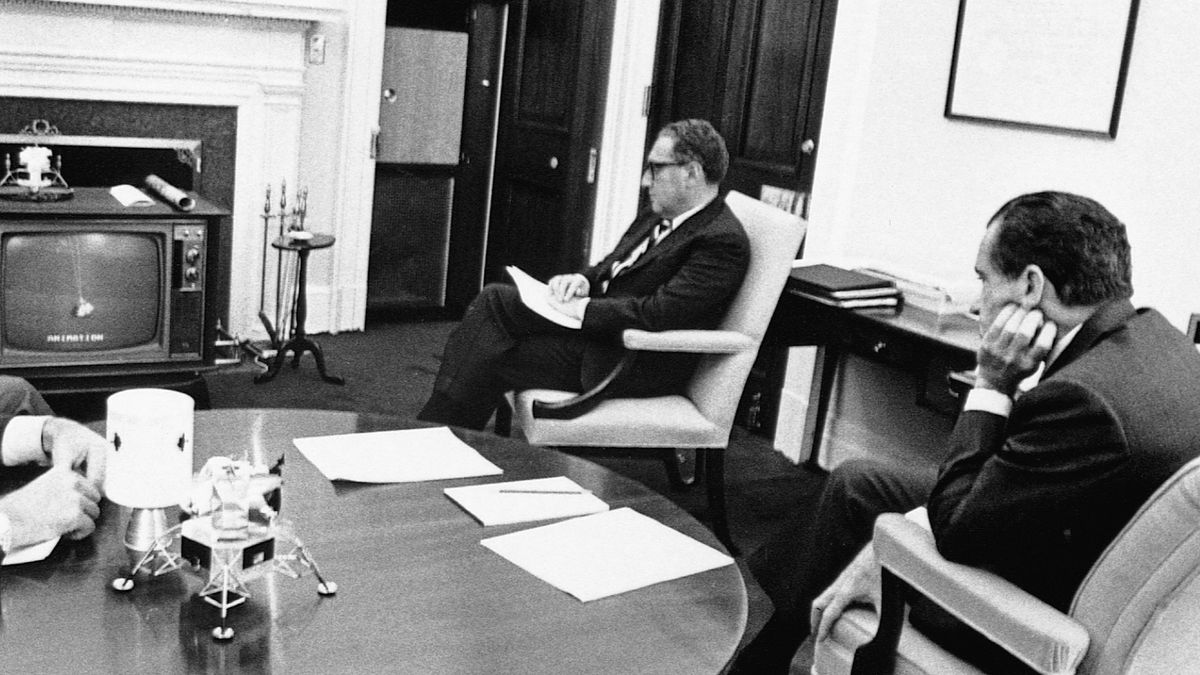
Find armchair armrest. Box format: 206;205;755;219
868;514;1089;675
621;329;755;354
531;329;753;421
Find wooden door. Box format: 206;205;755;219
651;0;838;218
649;0;839;438
484;0;615;283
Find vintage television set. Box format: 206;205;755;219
0;218;207;369
0;187;226;392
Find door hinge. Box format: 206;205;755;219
642;85;652;118
370;128;379;160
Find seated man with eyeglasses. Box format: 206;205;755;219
418;118;750;429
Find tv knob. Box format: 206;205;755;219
185;247;201;263
184;268;200;283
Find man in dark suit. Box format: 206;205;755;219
418;119;750;429
0;376;105;563
733;191;1200;672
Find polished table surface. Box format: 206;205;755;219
0;409;746;674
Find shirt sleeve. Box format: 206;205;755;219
1;415;51;467
962;387;1013;417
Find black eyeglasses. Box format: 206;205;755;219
643;160;688;179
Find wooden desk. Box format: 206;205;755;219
766;286;981;467
0;409;746;674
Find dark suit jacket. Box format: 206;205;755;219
928;299;1200;611
575;197;749;394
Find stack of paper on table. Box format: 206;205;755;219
292;426;502;483
481;507;734;602
444;476;609;526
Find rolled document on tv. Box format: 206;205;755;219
143;174;195;211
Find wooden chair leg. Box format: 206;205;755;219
493;398;513;437
850;568;907;675
704;449;737;555
663;448;699;488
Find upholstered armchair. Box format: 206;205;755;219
497;190;806;550
814;456;1200;674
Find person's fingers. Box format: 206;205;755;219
85;442;106;485
809;600;825;635
1033;320;1058;355
78;489;101;520
1015;309;1043;341
999;305;1028;340
984;304;1018;343
814;591;852;641
65;512;96;540
74;465;104;502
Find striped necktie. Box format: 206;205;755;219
610;218;672;280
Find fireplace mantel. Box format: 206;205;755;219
41;0;344;23
1;0;386;339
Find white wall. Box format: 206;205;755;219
808;1;1200;329
591;0;661;263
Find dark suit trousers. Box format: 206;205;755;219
737;457;1039;674
419;283;600;429
734;458;933;673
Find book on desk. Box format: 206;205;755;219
789;263;902;309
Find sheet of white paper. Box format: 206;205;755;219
292;427;502;483
109;184;154;206
2;536;59;566
481;507;733;602
444;476;609;526
505;266;582;329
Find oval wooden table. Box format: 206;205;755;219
0;409;746;674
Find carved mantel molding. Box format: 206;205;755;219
32;0;342;23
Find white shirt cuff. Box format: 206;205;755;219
963;387;1013;417
904;506;931;531
2;415;51;467
0;511;11;554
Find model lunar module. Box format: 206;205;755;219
0;119;73;201
104;390;336;641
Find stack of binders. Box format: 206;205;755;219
788;263;902;309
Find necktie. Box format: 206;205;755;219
650;218;672;246
610;219;672;280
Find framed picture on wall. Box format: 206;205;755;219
945;0;1141;138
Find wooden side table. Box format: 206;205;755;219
254;233;344;385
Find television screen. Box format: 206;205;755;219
2;232;162;352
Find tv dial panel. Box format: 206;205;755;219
174;224;205;292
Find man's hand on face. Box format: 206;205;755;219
976;304;1057;397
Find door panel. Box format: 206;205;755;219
651;0;838;215
377;27;468;164
649;0;839;437
486;0;614;283
740;0;813;166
